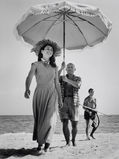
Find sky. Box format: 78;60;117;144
0;0;119;115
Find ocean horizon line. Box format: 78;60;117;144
0;114;119;116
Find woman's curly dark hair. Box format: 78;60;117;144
38;44;56;68
31;39;61;68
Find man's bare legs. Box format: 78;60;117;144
90;121;96;139
85;120;90;140
62;119;78;146
62;119;70;145
71;121;78;146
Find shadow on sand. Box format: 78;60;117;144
0;148;42;158
0;139;89;158
0;146;64;158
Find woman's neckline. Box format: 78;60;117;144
41;58;49;64
40;58;50;67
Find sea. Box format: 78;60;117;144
0;115;119;135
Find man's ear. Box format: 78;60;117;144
74;67;76;72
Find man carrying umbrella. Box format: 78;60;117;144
58;62;81;146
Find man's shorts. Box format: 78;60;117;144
84;110;96;120
60;97;79;121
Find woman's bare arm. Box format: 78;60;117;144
24;63;36;98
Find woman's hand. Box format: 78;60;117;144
24;90;30;98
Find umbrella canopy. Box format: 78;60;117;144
16;1;112;60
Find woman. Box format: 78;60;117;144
24;39;62;153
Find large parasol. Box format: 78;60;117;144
16;1;112;61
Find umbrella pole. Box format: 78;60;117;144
63;13;65;75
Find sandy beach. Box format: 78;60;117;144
0;133;119;159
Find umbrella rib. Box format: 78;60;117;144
68;13;107;36
44;14;62;38
22;13;61;36
66;14;88;45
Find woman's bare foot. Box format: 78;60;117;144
36;145;43;155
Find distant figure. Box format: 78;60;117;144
83;88;97;140
58;62;82;146
24;39;63;153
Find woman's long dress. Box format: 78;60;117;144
32;62;58;145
